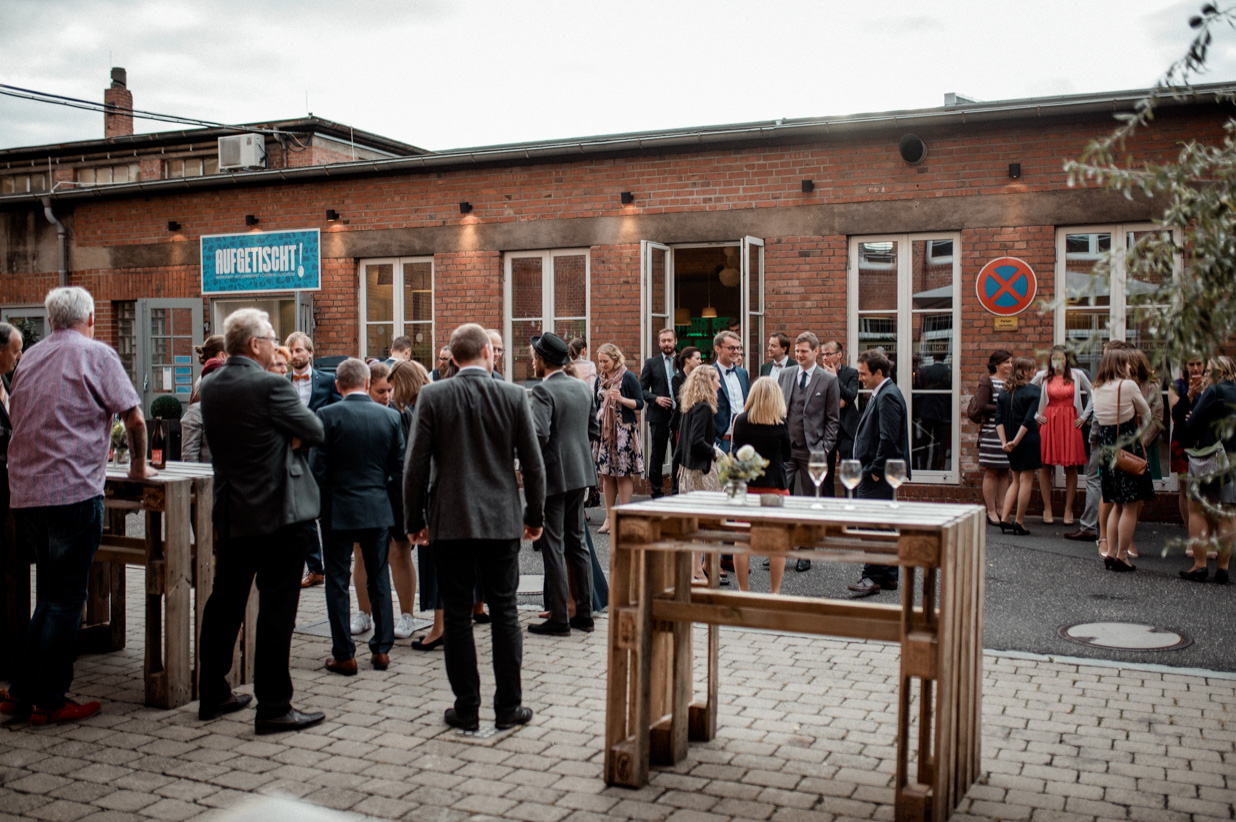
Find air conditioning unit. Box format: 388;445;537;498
217;134;266;171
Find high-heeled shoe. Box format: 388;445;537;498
1096;538;1108;558
1127;544;1139;559
987;516;1003;528
1011;522;1031;536
1179;568;1209;582
1103;555;1115;571
998;520;1013;534
1110;558;1136;572
411;635;444;651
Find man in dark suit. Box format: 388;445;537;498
528;332;599;636
404;323;546;732
821;340;860;496
777;332;840;572
286;331;339;589
712;330;750;453
640;328;677;498
488;329;506;381
198;309;326;733
759;332;792;380
913;352;952;471
0;322;22;679
312;358;405;675
848;349;911;597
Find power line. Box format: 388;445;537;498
0;83;298;138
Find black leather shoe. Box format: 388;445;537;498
568;616;595;633
1215;569;1230;585
444;708;479;731
528;620;570;636
795;559;812;572
1064;529;1099;541
411;635;443;651
495;706;533;730
255;707;325;735
847;577;881;596
199;692;252;721
1179;568;1209;582
472;612;492;624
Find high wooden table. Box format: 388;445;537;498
83;461;253;708
604;491;986;822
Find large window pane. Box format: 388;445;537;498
1065;309;1108;382
912;392;953;472
367;325;393;358
554;255;587;318
403;261;432;323
1064;232;1112;308
857;241;898;311
510;319;542;384
1126;229;1173;303
911;240;953;310
366;264;394;322
748;244;761;313
512;258;542;319
857;314;898;368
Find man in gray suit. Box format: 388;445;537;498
777;331;841;572
198;309;326;734
528;332;599;637
404;323;546;732
312;358;405;676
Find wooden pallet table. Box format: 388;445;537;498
81;461;255;708
604;491;985;822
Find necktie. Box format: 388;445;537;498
799;371;808;391
292;373;311;382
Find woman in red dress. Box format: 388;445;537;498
1034;346;1091;524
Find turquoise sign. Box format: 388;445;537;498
200;229;320;294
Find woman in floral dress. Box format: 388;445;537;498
593;343;644;533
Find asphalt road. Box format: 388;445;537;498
518;500;1236;674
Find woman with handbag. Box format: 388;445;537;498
1090;348;1153;571
996;357;1042;535
593;343;645;534
1179;356;1236;583
972;350;1013;526
1033;345;1092;525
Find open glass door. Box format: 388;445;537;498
640;241;672;475
740;237;764;372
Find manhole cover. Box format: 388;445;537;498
1058;622;1192;651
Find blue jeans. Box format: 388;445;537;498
10;497;104;709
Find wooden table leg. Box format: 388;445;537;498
145;483;192;708
606;519;652;787
689;551;719;742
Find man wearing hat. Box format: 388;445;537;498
527;332;599;636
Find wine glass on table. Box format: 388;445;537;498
884;459;907;508
808;450;829;509
839;459;862;510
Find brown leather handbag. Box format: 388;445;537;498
1114;381;1148;476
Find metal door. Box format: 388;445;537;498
136;299;203;414
295;291;315;339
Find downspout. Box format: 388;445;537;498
39;196;68;287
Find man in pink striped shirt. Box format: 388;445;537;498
0;287;153;726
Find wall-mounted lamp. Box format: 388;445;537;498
801;180;814;193
620;191;635;205
459;202;473;214
325;209;340;222
167;220;181;232
245;214;259;226
1008;163;1021;179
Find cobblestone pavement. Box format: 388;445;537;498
2;567;1234;822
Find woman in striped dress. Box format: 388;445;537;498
975;350;1013;526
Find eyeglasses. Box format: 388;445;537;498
257;336;279;344
722;345;741;351
437;355;451;362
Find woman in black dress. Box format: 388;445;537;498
675;364;720;581
996;357;1042;535
732;377;792;593
1091;348;1152;571
669;347;701;495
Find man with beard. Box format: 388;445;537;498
639;328;677;498
285;331;339;588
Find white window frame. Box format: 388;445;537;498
503;248;591;382
848;232;963;485
1054;224;1182;493
358;256;435;365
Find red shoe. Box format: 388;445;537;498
0;690;32;720
30;699;101;726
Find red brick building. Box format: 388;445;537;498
3;71;1232;515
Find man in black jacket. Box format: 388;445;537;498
198;309;327;733
821;340;860;497
640;328;677;498
312;358;405;675
528;332;599;636
848;349;911;597
404;323;546;732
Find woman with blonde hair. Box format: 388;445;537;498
676;364;721;581
732;377;792;593
593;343;644;533
1091;348;1152;571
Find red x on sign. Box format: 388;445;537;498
976;257;1037;316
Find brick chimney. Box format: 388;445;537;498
104;67;133;138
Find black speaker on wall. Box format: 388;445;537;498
899;134;928;165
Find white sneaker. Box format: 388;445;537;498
393;613;416;639
349;612;372;635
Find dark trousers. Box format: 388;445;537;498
822;435;855;497
199;520;314;719
436;538;522;716
857;475;899;584
585;525;609;612
324;527;394;660
9;497;103;709
536;489;592;623
648;419;671;497
304;521;325;576
418;542;440;612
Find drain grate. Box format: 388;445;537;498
1058;621;1192;652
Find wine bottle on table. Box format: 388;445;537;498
151;420;166;469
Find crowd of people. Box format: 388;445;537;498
972;343;1236;579
1;285;1231;736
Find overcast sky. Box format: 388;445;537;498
2;0;1235;152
